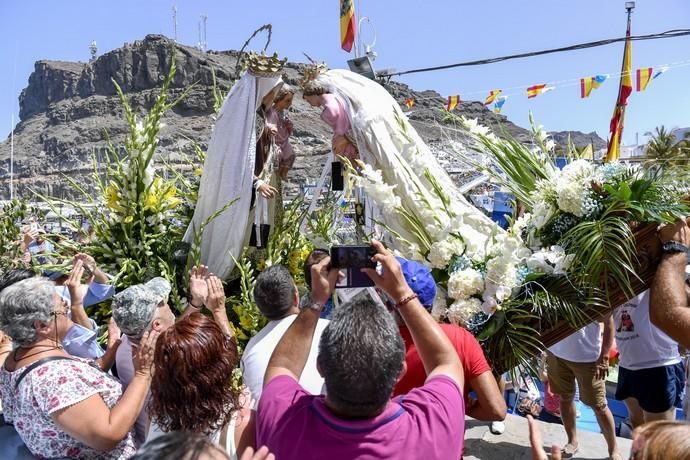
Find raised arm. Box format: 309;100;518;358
65;260;92;330
205;275;233;337
52;330;159;451
363;240;464;390
264;259;338;385
650;218;690;349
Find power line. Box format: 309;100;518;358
386;29;690;78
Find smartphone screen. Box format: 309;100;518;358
330;245;376;269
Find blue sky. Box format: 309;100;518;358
1;0;688;144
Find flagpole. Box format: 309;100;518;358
605;2;634;162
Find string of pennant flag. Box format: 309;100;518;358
401;59;689;113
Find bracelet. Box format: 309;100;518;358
396;293;418;308
188;300;203;309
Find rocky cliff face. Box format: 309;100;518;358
0;34;604;200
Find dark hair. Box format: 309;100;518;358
0;268;36;293
318;294;404;418
303;249;329;288
149;313;241;434
130;431;230;460
252;265;296;320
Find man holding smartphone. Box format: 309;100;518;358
257;240;465;460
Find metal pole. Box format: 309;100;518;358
172;6;178;42
10;114;14;200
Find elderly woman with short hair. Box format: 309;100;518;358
0;277;158;459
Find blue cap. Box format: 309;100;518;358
396;257;436;310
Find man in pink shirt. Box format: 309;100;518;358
257;241;465;460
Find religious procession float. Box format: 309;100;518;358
3;27;688;374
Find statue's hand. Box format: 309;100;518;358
258;182;278;199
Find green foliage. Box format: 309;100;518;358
0;200;44;269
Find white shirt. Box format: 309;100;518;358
241;314;329;403
548;322;602;363
613;289;680;370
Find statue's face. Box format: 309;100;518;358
304;94;321;107
275;93;293;111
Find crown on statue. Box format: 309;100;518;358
246;52;287;77
299;62;329;89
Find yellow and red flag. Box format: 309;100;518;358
484;90;501;106
606;19;633;162
404;97;415;110
580;75;608;98
340;0;356;53
636;67;653;92
527;84;552;99
446;95;460;111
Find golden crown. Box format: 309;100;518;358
246;52;287;77
299;62;329;89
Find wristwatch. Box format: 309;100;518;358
661;240;690;254
301;294;325;312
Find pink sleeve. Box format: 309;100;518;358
401;376;464;437
33;361;106;414
256;375;309;446
320;94;351;136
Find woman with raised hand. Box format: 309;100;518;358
146;275;255;459
0;275;157;459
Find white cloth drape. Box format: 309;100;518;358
184;73;281;279
317;69;500;245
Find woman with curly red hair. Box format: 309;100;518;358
146;276;255;459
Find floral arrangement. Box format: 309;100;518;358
349;110;690;372
33;52;200;314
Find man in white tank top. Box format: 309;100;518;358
613;289;685;427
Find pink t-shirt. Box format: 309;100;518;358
257;375;464;460
0;357;136;459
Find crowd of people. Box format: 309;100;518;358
1;218;690;459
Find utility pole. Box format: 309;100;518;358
10;114;14;200
172;6;178;42
198;14;207;52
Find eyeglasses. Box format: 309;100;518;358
52;298;70;317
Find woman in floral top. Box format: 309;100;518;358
0;265;158;459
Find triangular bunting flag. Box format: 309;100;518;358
446;95;460;111
404;97;415;109
484;90;502;106
527;84;553;99
580;75;608;98
493;96;507;114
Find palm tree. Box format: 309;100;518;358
645;126;689;169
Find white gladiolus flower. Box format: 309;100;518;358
427;239;456;269
462;117;491;137
531;201;555;230
447;297;482;326
448;268;485;300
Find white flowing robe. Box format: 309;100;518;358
184;72;282;279
317;69;500;247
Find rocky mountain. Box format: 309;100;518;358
0;34;604;200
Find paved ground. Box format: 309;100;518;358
463;414;633;459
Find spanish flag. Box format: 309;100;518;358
580;75;608;98
484;90;501;106
527;84;551;99
340;0;356;53
636;67;653;92
404;97;415;110
605;19;633;162
446;95;460;111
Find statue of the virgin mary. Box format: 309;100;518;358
185;52;287;280
302;67;500;250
